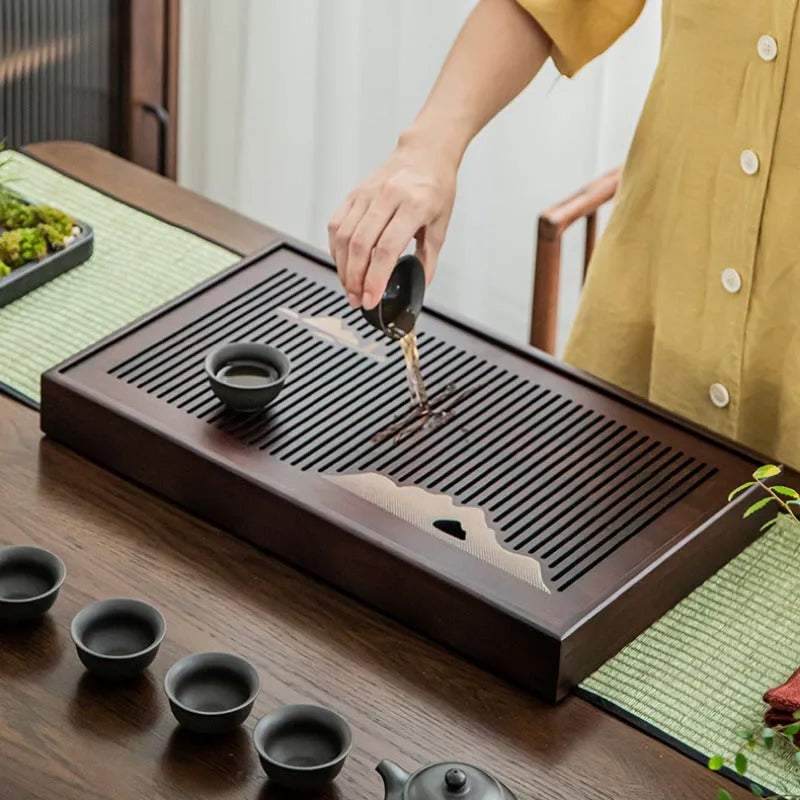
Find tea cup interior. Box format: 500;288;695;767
72;599;165;657
255;705;352;769
216;359;280;388
165;653;260;714
205;343;290;387
0;546;65;602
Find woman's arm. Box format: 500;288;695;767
328;0;551;310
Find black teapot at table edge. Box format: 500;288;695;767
377;758;518;800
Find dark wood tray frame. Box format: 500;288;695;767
40;239;788;701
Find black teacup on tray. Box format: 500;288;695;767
253;704;353;793
164;651;261;735
205;342;292;413
0;545;66;623
71;598;166;680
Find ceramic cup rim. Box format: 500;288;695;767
253;704;353;772
204;342;292;391
0;545;67;604
164;651;261;717
70;597;166;660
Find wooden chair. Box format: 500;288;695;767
530;166;622;353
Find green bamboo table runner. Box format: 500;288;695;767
0;151;239;406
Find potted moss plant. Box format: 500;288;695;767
0;144;93;307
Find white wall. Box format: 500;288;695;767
179;0;662;353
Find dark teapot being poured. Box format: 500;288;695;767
377;759;518;800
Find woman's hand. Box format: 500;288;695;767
328;133;458;311
327;0;550;310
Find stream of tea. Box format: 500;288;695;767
399;330;429;409
371;330;449;443
371;329;482;444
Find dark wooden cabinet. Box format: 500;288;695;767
0;0;179;178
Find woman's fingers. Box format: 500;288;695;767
414;227;441;285
342;194;400;306
329;142;457;305
330;197;369;302
327;196;352;266
362;205;430;310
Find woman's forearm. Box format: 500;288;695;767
401;0;551;164
328;0;551;308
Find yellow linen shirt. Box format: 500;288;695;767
517;0;800;469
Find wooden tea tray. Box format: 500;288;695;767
41;241;765;701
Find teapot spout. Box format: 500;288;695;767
377;759;410;800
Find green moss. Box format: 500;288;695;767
34;205;74;238
0;188;76;268
0;198;37;229
37;223;66;249
0;261;10;279
0;230;22;266
0;200;74;238
0;228;47;268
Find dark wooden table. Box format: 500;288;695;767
0;141;745;800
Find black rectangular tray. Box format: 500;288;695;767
0;219;94;309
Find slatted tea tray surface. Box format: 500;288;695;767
42;243;760;700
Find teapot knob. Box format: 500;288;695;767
444;769;468;793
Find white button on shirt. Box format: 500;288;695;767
709;383;731;409
758;35;778;62
721;268;742;294
740;150;760;175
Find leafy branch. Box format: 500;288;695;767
707;466;800;799
728;464;800;533
709;714;800;799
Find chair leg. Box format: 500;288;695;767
530;224;561;354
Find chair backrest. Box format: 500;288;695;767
530;166;622;354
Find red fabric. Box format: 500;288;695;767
763;667;800;744
764;667;800;711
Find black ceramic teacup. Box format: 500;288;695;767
205;342;292;413
71;598;166;680
0;545;66;623
361;254;425;340
253;704;353;793
164;651;261;735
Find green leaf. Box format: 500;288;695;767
760;517;779;532
708;755;725;771
736;729;754;741
763;728;776;749
793;710;800;719
717;789;733;800
729;481;757;501
795;751;800;765
783;722;800;736
744;497;776;518
750;785;764;797
734;752;748;775
753;464;781;480
773;486;800;500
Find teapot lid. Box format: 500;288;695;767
406;762;506;800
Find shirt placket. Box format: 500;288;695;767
706;3;798;439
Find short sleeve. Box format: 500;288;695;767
516;0;646;77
